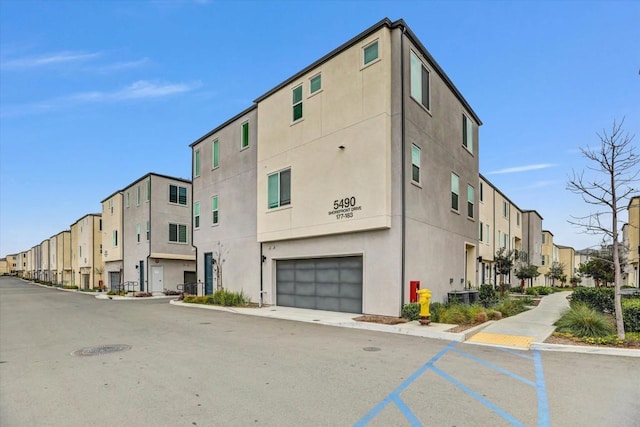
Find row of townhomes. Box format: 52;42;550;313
2;18;639;316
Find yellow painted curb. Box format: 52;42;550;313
467;332;535;349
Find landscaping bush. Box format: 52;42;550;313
401;303;421;321
570;287;614;313
622;298;640;333
525;286;553;296
493;297;527;317
183;289;250;307
554;303;615;338
163;289;181;296
62;285;78;290
438;304;468;325
429;302;444;323
478;284;498;308
107;290;126;296
487;310;503;320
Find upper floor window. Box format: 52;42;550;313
292;85;303;122
194;149;201;177
194;202;200;229
169;184;188;206
169;223;187;244
542;233;546;244
462;114;473;153
112;230;118;247
467;185;474;218
136;186;141;206
516;212;521;226
146;179;151;201
146;221;150;241
503;201;509;218
410;51;430;110
212;196;219;225
136;224;141;243
241;122;249;149
310;74;322;94
268;169;291;209
125;192;130;208
411;145;421;184
451;173;459;211
363;40;379;65
212;139;219;169
479;181;484;202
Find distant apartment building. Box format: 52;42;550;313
521;210;544;286
118;173;196;294
540;230;559;285
191;18;481;316
70;214;103;289
0;258;8;275
626;196;639;288
6;254;17;275
16;251;27;278
49;235;57;283
556;245;575;286
55;230;72;285
40;239;50;282
101;191;124;290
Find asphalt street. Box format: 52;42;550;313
1;277;639;426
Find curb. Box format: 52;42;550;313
531;342;640;358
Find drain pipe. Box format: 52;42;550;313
400;23;407;313
260;242;265;307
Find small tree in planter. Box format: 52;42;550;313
494;247;519;297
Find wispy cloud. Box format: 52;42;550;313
1;80;202;117
92;58;150;73
523;180;561;189
487;163;556;175
1;51;102;68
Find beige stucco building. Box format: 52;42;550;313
70;214;103;289
191;18;481;316
557;245;576;286
54;230;72;285
625;196;639;288
101;191;124;290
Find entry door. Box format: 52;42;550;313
139;261;145;292
151;265;164;293
204;252;213;295
82;274;90;290
109;272;121;290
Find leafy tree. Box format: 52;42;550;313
567;118;639;339
515;264;541;288
494;247;519;296
578;256;614;286
547;262;565;287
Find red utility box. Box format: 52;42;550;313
410;281;420;303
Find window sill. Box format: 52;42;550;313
360;57;381;71
467;216;475;222
267;204;292;213
290;117;304;127
410;96;432;116
168;242;188;245
411;180;422;189
308;89;322;98
240;145;250;151
211;223;219;227
462;145;474;156
450;208;460;215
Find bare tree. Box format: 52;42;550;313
567;118;639;339
213;241;228;291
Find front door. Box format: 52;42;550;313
151;265;163;293
139;260;145;292
204;252;213;295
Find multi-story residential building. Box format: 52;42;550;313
16;251;27;278
6;254;17;275
33;244;41;280
626;196;639;288
574;248;597;287
101;191;124;290
556;245;575;286
70;214;103;289
522;210;544;286
55;230;72;285
540;230;559;285
119;173;196;294
0;258;8;275
191;18;481;316
49;234;57;283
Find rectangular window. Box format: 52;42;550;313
136;186;141;206
498;231;502;248
504;233;508;249
310;74;321;94
363;40;378;65
503;201;509;218
241;122;249;149
212;139;219;169
146;179;151;201
292;84;303;121
136;224;141;243
479;222;483;241
169;223;187;243
486;224;490;244
411;145;421;183
451;173;459;211
479;182;484;202
410;51;430;109
146;221;150;241
467;185;474;218
517;212;521;226
194;202;200;229
112;230;118;247
212;196;219;225
268;169;291;209
542;233;546;244
125;192;130;208
194;149;201;177
462;114;473;153
169;185;188;206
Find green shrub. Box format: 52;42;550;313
63;285;78;290
438;304;468;325
571;287;614;313
554;303;615;338
429;302;444;323
487;310;502;320
478;284;498;308
525;286;553;296
493;297;527;317
184;290;250;307
525;287;539;296
622;298;640;333
401;303;421;321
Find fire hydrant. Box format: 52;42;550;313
416;288;432;325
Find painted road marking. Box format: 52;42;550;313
467;332;535;348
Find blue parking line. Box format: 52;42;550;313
533;350;550;427
431;366;525;427
353;341;457;426
497;347;534;360
452;348;536;387
392;395;422;427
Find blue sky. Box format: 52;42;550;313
1;0;638;257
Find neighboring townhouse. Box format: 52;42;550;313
574;249;597;287
40;239;51;282
55;230;72;285
33;244;41;280
191;106;260;298
26;247;34;279
0;258;7;275
626;195;639;288
49;234;58;283
191;18;481;316
15;252;25;277
6;254;17;275
101;191;124;290
522;210;544;286
70;214;103;289
556;245;575;286
540;230;558;285
120;173;196;294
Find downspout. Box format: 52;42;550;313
260;242;264;306
400;24;407;312
146;176;152;293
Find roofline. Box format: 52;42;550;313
542;229;554;236
521;209;544;220
101;172;192;203
189;105;257;148
100;189;123;204
253;18;482;125
70;213;102;227
479;173;523;211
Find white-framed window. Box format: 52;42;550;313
479;222;484;241
125;192;130;208
503;201;509;218
241;121;249;149
498;230;502;248
310;73;322;94
194;149;201;177
292;84;303;122
542;233;546;244
108;199;113;214
169;223;187;244
451;173;459;211
194;202;200;229
363;40;379;65
112;230;118;247
212;196;219;225
268;168;291;209
136;186;141;206
485;224;490;244
516;212;521;226
479;181;484;202
136;224;141;243
212;139;219;169
411;144;421;184
146;179;151;201
503;233;508;248
410;51;430;110
467;185;474;218
462;114;473;153
146;221;150;241
169;185;188;206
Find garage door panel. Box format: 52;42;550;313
276;256;363;314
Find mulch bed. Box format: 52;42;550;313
544;333;640;349
353;315;408;325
